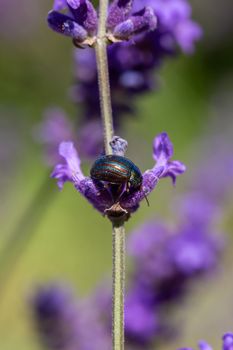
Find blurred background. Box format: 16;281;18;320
0;0;233;349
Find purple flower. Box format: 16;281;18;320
128;218;222;303
177;192;218;230
72;45;154;122
175;19;202;54
32;284;79;349
34;108;74;166
168;227;222;276
125;291;159;344
47;0;98;46
107;0;157;41
153;132;186;184
223;334;233;350
178;333;233;350
32;284;111;350
134;0;202;54
52;141;85;190
191;138;233;205
44;0;202;160
47;0;157;46
76;120;103;158
51;132;185;218
69;0;202;156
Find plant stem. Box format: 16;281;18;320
112;222;125;350
95;0;113;155
95;1;125;349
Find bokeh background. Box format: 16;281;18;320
1;0;233;349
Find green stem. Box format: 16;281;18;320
95;0;113;155
112;222;125;350
95;1;125;349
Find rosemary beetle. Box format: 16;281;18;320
90;155;143;190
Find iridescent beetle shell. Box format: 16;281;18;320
90;155;142;189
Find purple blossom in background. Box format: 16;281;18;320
32;284;79;349
190;138;233;205
38;0;202;159
31;213;222;349
124;289;159;345
51;132;185;217
32;284;111;350
133;0;203;53
127;219;222;307
76;119;104;158
73;0;202;124
34;108;74;166
177;192;218;230
178;333;233;350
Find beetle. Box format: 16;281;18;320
90;154;143;190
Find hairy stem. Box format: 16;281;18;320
112;223;125;350
95;1;125;349
95;0;113;155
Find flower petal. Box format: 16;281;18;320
51;164;73;189
67;0;97;34
162;160;186;184
59;142;84;180
112;6;157;39
153;132;173;162
223;333;233;350
175;20;202;54
47;10;87;40
51;142;84;189
107;0;133;30
198;341;213;350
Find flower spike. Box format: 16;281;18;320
51;133;186;218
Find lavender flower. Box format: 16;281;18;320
128;219;222;305
178;333;233;350
107;0;157;41
47;0;157;46
47;0;98;47
31;211;222;349
32;284;111;350
125;290;159;344
76;119;104;158
51;132;185;218
40;0;203;160
32;284;79;349
34;108;74;166
69;0;202;155
133;0;202;54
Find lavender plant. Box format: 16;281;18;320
31;209;222;349
37;0;202;160
179;333;233;350
35;0;203;349
31;100;233;348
